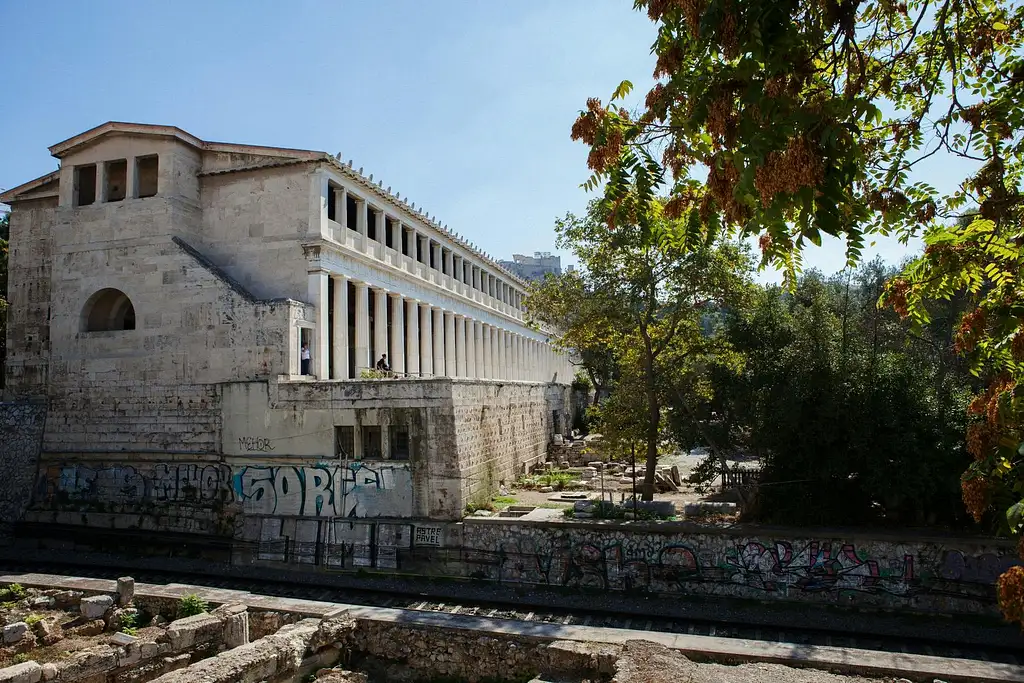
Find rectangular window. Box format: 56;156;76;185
361;426;382;459
136;156;158;198
74;165;97;206
105;159;127;202
390;427;410;460
335;426;355;459
402;228;410;256
384;217;394;249
327;185;337;221
417;236;427;263
367;209;378;241
429;243;436;270
346;195;358;232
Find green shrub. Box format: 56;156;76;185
177;594;208;618
12;654;28;665
359;368;390;379
24;614;42;626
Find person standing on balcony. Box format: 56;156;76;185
301;343;311;376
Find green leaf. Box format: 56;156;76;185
994;21;1009;30
1008;500;1024;530
611;80;634;102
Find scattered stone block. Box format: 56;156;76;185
110;631;137;645
80;595;114;620
538;486;554;493
212;603;249;648
573;500;594;512
28;597;54;610
3;622;28;644
670;465;682;486
115;577;135;606
0;661;42;683
163;612;222;651
46;590;82;609
66;619;106;637
40;663;56;681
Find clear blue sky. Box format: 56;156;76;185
1;1;952;281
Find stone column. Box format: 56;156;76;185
489;326;498;379
433;307;445;376
331;275;349;379
390;293;405;374
391;218;402;250
373;288;388;369
432;242;442;272
406;298;420;376
309;271;330;379
512;334;520;381
354;282;370;374
339;187;348;229
456;315;467;377
467;319;478;377
499;330;508;380
482;324;492;380
126;157;138;199
96;161;108;203
444;311;456;377
357;199;368;250
410;229;419;262
420;303;433;376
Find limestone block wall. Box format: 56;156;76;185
450;381;570;507
197;165;312;302
4;196;56;398
0;402;46;525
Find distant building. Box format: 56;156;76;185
498;252;562;282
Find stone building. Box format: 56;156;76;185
498;251;563;282
0;122;575;564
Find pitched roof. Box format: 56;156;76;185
0;171;60;204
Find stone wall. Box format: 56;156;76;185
0;402;46;526
458;519;1020;615
451;381;570;508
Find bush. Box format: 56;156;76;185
359;368;390;379
24;614;41;626
177;594;208;618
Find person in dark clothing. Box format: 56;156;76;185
375;354;390;372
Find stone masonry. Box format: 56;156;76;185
0;402;45;527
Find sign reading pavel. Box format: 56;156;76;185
414;525;443;547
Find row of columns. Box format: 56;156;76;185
330;184;525;312
307;271;569;382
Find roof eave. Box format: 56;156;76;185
0;170;61;204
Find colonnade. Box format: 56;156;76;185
305;271;571;383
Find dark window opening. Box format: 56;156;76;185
463;263;469;284
346;195;358;232
327;185;337;221
402;228;410;256
390;427;410;460
417;236;427;263
75;165;97;206
83;288;135;332
441;249;449;275
105;159;127;202
335;426;355;458
361;426;383;459
429;243;436;270
136;156;158;198
385;217;395;249
367;209;378;241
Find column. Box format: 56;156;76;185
498;330;507;380
433;307;445;376
411;229;420;263
339;187;348;229
512;335;520;381
390;293;405;374
391;219;402;251
473;321;483;378
456;315;468;377
357;199;368;246
373;288;389;369
126;157;138;199
432;242;442;272
420;303;433;376
444;311;456;377
309;271;329;379
354;282;370;374
331;275;349;379
482;324;492;380
406;298;420;376
96;161;107;203
491;325;499;378
467;320;477;378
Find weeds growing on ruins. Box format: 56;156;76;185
569;0;1024;622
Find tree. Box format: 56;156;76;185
573;0;1024;622
527;199;752;499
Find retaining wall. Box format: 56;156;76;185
0;402;46;527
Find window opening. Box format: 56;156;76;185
390;427;410;460
385;217;394;249
327;185;337;221
136;156;158;198
346;195;358;232
367;209;378;241
105;160;127;202
361;426;383;459
83;288;135;332
335;426;355;459
74;165;97;206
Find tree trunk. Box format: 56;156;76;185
642;354;659;501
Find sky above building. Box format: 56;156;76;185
1;1;971;282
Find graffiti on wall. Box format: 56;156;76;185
233;462;412;518
463;533;1018;604
34;460;412;519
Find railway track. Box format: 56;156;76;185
1;559;1021;668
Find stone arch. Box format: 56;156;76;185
82;288;136;332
